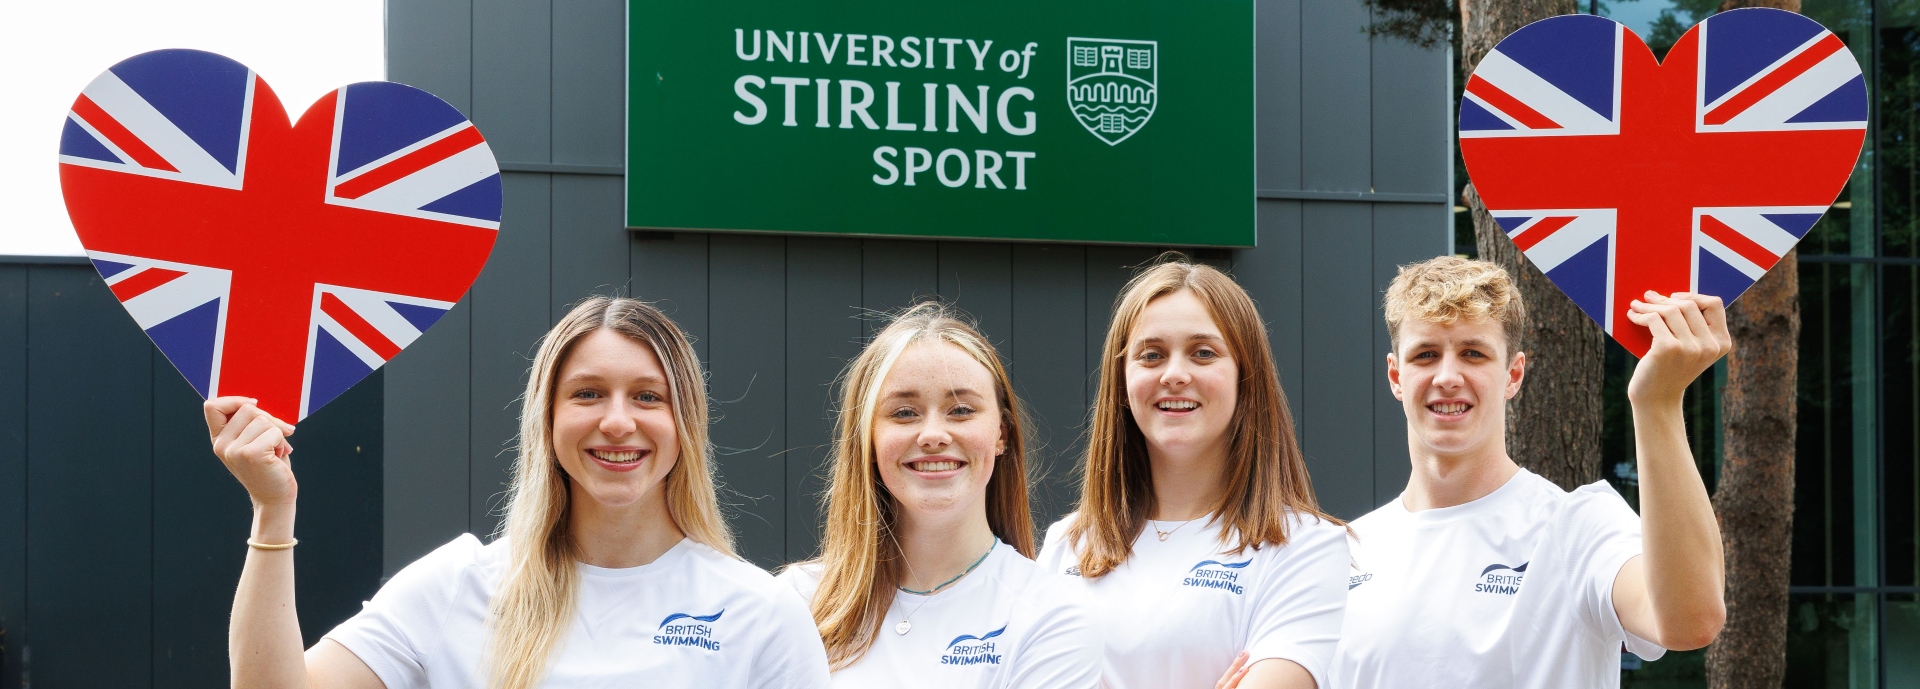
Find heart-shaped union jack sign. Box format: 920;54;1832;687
1460;9;1865;356
59;49;500;421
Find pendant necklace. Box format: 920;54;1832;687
1152;517;1200;542
894;538;997;635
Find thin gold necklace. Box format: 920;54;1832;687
894;538;997;635
1152;517;1201;541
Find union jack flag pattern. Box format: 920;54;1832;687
60;49;500;420
1460;9;1865;356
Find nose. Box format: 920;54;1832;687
599;398;638;439
1160;357;1193;388
917;415;953;451
1432;353;1467;391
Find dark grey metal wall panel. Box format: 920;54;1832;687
385;0;1454;572
707;235;788;567
551;175;631;313
385;0;476;576
1257;0;1303;192
1239;201;1307;428
469;173;553;536
553;0;626;167
1370;32;1450;196
938;242;1013;358
0;266;23;689
1299;0;1371;192
386;0;472;113
783;239;862;561
1298;204;1377;519
151;368;248;688
1370;204;1450;505
632;232;711;362
1008;245;1088;529
861;240;939;330
384;298;472;575
25;266;152;686
281;375;387;645
473;0;552;162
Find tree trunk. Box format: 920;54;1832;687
1710;251;1799;687
1459;0;1603;491
1705;1;1801;685
1463;185;1606;490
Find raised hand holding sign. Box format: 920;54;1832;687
59;49;500;421
1460;9;1865;356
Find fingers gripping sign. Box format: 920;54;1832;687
1624;291;1735;404
204;396;299;507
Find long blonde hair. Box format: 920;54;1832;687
485;296;735;689
1065;256;1338;578
800;302;1036;670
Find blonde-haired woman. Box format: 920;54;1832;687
1036;257;1349;689
778;303;1099;689
204;296;829;689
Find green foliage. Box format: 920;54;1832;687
1364;0;1456;49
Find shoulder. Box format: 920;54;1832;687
773;560;825;603
1261;512;1348;565
1035;514;1084;568
381;533;499;598
681;541;794;599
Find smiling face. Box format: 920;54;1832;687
550;329;681;513
1124;289;1239;468
1388;315;1526;463
871;339;1005;522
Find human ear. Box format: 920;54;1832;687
1386;352;1404;401
1505;351;1527;399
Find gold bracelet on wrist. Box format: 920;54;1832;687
247;538;298;550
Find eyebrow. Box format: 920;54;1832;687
882;387;984;400
559;372;668;386
1133;333;1224;346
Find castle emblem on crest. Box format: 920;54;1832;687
1067;38;1158;145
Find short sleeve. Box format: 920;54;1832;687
997;579;1101;689
323;534;485;689
1243;517;1351;689
1567;482;1666;661
748;583;832;689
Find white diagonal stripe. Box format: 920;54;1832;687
82;70;239;186
1475;49;1615;132
1719;49;1864;129
334;142;498;214
1697;232;1767;279
1698;208;1812;256
1520;210;1615;273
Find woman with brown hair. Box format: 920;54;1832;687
779;302;1099;689
203;296;829;689
1036;257;1350;689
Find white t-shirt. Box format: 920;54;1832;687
1034;512;1350;689
324;534;831;689
777;541;1101;689
1330;469;1665;689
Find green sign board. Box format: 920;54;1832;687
626;0;1254;246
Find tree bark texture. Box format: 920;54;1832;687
1463;184;1607;490
1706;1;1800;685
1459;0;1577;72
1708;251;1799;688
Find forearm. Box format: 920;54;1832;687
230;503;311;689
1630;395;1726;646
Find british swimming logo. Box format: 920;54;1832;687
654;609;723;651
942;624;1007;666
1183;559;1250;594
1475;562;1527;595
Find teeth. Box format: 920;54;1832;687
591;450;641;463
1430;403;1468;415
910;460;961;472
1157;400;1198;410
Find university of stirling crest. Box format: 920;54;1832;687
1067;38;1158;145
